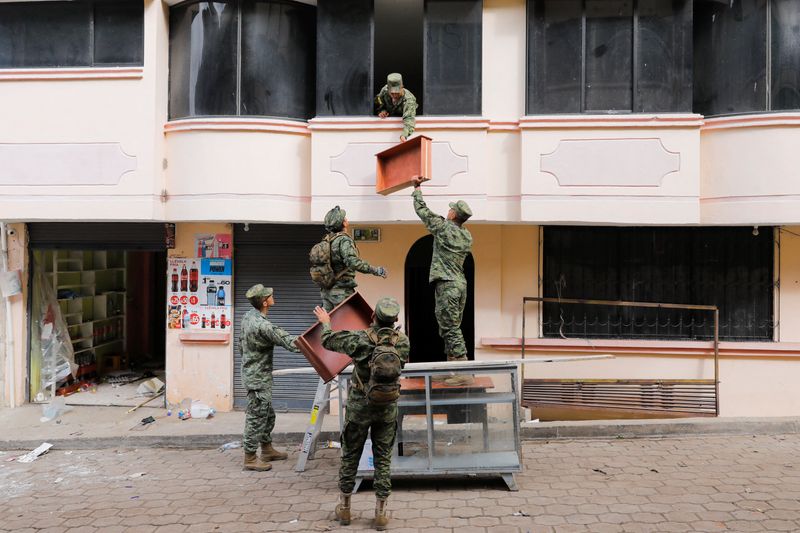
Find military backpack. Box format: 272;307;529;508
357;327;402;406
309;233;346;289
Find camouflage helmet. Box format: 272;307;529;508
324;205;347;232
448;200;473;221
246;284;273;309
375;296;401;323
387;73;403;94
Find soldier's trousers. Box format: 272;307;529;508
339;396;397;499
434;279;468;359
243;388;276;453
320;286;355;312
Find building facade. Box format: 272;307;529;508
2;0;800;418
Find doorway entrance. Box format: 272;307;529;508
404;235;474;363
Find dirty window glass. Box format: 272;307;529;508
241;0;316;119
94;1;144;65
584;0;633;111
693;0;767;115
771;0;800;110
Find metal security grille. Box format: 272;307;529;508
233;224;324;410
27;223;169;250
542;226;775;341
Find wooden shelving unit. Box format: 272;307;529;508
37;250;127;381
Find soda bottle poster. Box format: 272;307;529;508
194;233;232;259
167;258;232;333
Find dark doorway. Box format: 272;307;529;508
374;0;424;114
404;235;474;363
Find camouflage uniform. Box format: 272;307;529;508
320;299;410;499
320;207;385;312
240;304;299;454
412;188;473;360
374;73;418;139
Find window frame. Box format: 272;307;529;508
168;0;316;121
526;0;691;114
0;0;144;69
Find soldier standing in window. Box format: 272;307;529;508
240;284;299;471
319;206;388;312
411;177;473;384
313;297;410;531
374;73;418;142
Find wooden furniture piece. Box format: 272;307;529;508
375;135;432;195
295;292;374;382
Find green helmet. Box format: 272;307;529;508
324;206;346;232
375;297;401;323
448;200;473;221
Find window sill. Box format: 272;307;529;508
702;112;800;131
0;67;144;81
520;114;704;129
164;117;310;136
308;116;491;131
481;337;800;359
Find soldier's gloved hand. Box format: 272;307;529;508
374;267;388;278
378;111;389;118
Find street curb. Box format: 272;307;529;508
3;417;800;451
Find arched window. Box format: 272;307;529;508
169;0;315;120
404;235;475;363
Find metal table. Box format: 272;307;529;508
338;361;522;491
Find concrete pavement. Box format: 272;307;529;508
3;433;800;532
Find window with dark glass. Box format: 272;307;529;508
317;0;482;117
527;0;691;114
542;227;775;341
0;1;143;68
694;0;800;115
169;0;315;120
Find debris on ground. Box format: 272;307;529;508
40;396;71;422
136;377;165;396
190;401;215;419
129;472;146;479
17;442;54;463
512;511;530;517
592;468;608;475
218;441;241;452
323;441;341;449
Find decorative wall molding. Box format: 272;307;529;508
0;143;137;186
309;116;490;131
521;114;703;129
0;67;143;81
702;112;800;131
540;138;680;187
330;141;468;187
164;117;310;136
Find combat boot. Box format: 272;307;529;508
442;355;474;386
243;451;272;471
374;497;389;530
335;492;351;525
260;442;288;461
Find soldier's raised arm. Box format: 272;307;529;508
412;182;446;236
262;321;300;353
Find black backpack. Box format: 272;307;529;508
309;233;346;289
357;327;402;406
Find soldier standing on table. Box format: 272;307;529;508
313;206;387;312
411;177;473;384
313;297;409;531
240;284;299;471
374;73;418;142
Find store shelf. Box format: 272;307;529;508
94;339;124;349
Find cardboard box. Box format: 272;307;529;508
295;292;374;382
375;135;432;195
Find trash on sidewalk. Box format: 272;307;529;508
323;441;341;449
129;472;146;479
136;377;165;396
17;442;54;463
190;401;215;419
54;477;63;484
130;416;157;432
219;441;241;452
40;396;72;422
512;511;530;517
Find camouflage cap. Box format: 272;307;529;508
324;205;347;231
387;73;403;94
449;200;473;221
246;284;273;309
375;296;401;322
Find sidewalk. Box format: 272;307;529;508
3;403;800;451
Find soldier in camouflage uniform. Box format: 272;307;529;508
240;284;300;471
411;178;473;384
375;73;417;141
321;206;387;312
313;297;409;531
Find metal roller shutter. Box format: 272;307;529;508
28;223;169;250
233;223;324;410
